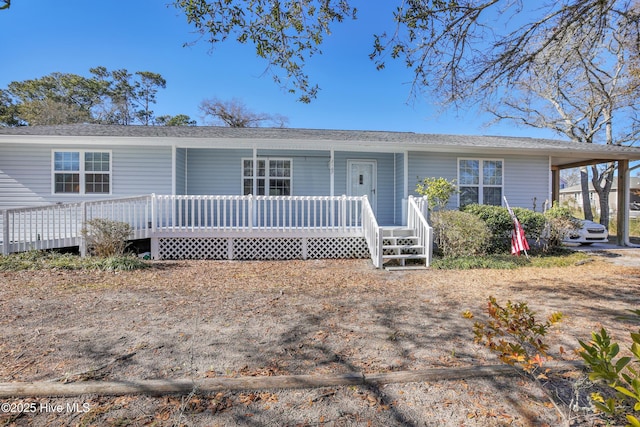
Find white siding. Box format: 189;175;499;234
0;143;173;210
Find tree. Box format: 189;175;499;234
6;72;106;125
155;114;197;126
174;1;637;105
0;1;9;10
486;7;640;227
199;97;288;127
133;71;167;126
0;89;22;126
1;67;168;126
173;0;357;103
86;67;167;125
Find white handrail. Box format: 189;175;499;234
407;195;433;267
361;195;383;268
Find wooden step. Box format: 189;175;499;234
382;228;415;237
385;265;428;271
382;254;428;260
382;244;424;250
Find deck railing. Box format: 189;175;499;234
0;195;153;255
407;195;433;267
151;194;365;234
1;194;372;255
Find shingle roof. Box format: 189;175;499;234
2;124;640;159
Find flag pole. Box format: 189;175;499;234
504;197;529;259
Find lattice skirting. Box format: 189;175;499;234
155;237;370;260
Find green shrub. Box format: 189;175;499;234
579;310;640;426
415;176;458;211
463;204;545;253
82;218;132;257
431;210;491;258
0;251;148;271
93;255;149;271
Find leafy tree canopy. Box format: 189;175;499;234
1;67;173;126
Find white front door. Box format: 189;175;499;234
348;160;377;213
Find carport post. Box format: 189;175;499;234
617;160;630;246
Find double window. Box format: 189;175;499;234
242;158;291;196
53;150;111;194
458;159;503;207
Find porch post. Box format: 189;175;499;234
402;151;409;226
551;167;560;207
79;201;87;257
330;148;335;226
616;160;630;246
252;147;258;196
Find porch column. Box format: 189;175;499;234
171;145;177;195
329;148;335;197
330;148;335;226
252;147;258;196
402;151;409;226
551;167;560;207
616;159;630;246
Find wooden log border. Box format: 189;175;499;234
0;362;582;398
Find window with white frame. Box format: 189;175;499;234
53;150;111;194
242;158;291;196
458;159;503;207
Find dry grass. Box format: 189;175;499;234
1;254;639;426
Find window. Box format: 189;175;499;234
53;150;111;194
242;158;291;196
458;159;503;207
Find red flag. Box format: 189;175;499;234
504;197;529;257
511;219;530;256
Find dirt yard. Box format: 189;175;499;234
1;250;639;426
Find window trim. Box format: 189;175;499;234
457;158;504;207
51;149;112;195
241;157;293;196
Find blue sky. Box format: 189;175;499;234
0;1;559;138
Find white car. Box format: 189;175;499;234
563;219;609;245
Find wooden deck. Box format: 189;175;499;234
0;195;432;268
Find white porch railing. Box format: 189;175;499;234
362;195;383;268
407;195;433;267
0;195;153;256
1;194;379;260
151;194;365;235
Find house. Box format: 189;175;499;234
559;177;640;218
1;125;640;267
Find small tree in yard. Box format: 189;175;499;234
466;297;567;423
82;218;132;257
415;177;458;211
579;310;640;427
